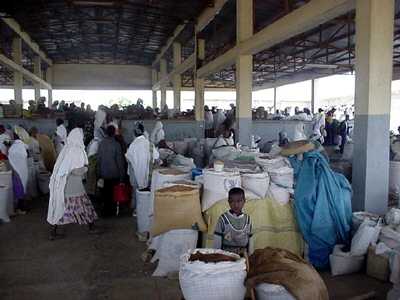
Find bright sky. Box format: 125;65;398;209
0;74;399;130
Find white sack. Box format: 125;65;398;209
329;245;365;276
269;166;294;189
136;190;151;234
255;155;289;172
390;161;400;195
267;183;291;205
255;283;296;300
380;226;400;249
179;248;247;300
386;208;400;226
351;219;382;256
0;186;10;222
241;172;270;198
152;229;198;277
202;170;241;211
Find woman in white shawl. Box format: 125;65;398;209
47;128;99;240
54;118;67;155
126;123;159;211
150;121;165;146
8;130;28;214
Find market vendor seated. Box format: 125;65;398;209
213;187;253;255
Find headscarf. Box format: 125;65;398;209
8;139;28;192
126;135;158;190
47;128;88;225
94;108;107;129
14;126;31;145
150;121;165;145
134;121;144;137
56;124;67;143
87;127;106;157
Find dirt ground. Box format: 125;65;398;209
0;197;391;300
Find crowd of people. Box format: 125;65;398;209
0;108;172;239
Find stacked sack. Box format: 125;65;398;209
149;183;207;277
255;155;294;205
202;169;241;211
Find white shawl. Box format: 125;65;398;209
126;135;159;189
8;140;28;192
94;109;106;129
47;128;88;225
150;121;165;145
56;125;67;143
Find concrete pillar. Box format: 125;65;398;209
160;59;167;109
46;66;53;107
12;37;23;105
352;0;394;214
273;87;277;113
236;0;253;146
173;42;182;111
33;56;41;101
195;39;206;138
311;79;315;114
152;69;158;109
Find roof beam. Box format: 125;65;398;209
195;0;230;33
152;23;186;67
2;18;53;66
197;0;355;78
0;54;52;89
152;53;195;90
152;0;229;68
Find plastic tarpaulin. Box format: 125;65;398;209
289;151;352;268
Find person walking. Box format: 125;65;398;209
97;125;126;217
47;128;99;240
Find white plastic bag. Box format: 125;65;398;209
351;219;382;256
255;283;295;300
202;170;241;211
152;229;198;277
267;183;290;205
241;172;270;198
329;245;365;276
136;190;151;234
179;248;247;300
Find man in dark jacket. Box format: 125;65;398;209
97;125;126;217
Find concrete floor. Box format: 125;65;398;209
0;197;392;300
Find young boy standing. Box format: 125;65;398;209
213;187;253;255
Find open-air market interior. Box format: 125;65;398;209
2;0;400;299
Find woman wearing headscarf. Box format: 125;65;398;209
8;130;28;214
15;125;39;199
47;128;99;240
54;118;67;155
150;121;165;146
126;123;159;211
85;127;105;196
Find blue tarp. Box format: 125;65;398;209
289;151;352;269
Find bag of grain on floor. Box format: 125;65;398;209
179;248;247;300
151;185;207;237
151;229;198;277
202;169;241;211
149;168;191;225
136;190;151;235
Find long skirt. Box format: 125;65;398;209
57;194;98;225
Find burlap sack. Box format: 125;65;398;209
151;185;207;237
